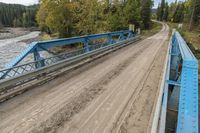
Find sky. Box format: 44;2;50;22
0;0;38;6
0;0;181;7
154;0;184;7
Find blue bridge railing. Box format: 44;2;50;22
156;31;198;133
0;30;136;80
174;32;198;133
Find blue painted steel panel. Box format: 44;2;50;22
176;60;198;133
159;31;198;133
38;38;86;49
175;32;196;60
174;32;199;133
38;31;132;50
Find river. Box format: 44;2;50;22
0;31;40;69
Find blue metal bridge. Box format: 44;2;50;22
151;31;199;133
0;29;198;133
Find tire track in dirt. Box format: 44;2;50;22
31;40;152;133
0;34;150;133
113;34;169;133
111;23;169;133
0;22;169;133
58;22;169;133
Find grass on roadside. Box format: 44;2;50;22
167;22;200;49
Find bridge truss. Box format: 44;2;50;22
0;30;135;80
0;30;139;99
152;31;199;133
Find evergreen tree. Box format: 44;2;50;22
157;4;161;21
0;21;3;29
189;0;200;30
124;0;141;30
160;0;165;20
141;0;153;29
0;2;37;27
173;2;185;23
163;2;169;21
106;1;127;31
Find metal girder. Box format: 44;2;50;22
5;42;38;69
33;48;45;68
167;80;181;86
37;31;133;50
177;60;198;133
151;30;198;133
0;30;136;80
0;36;140;90
176;61;198;133
4;30;134;68
173;32;199;133
175;32;196;60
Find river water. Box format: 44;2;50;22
0;31;40;70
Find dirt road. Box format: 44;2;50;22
0;23;169;133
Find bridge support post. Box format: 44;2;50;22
33;48;45;68
84;38;90;52
127;32;133;39
119;33;125;41
108;34;113;45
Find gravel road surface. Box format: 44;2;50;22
0;23;169;133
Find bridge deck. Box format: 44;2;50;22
0;23;169;133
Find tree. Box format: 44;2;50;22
106;1;127;31
13;18;21;27
75;0;107;35
37;0;110;37
157;4;161;21
168;1;178;22
37;0;75;37
36;1;49;32
189;0;200;30
0;21;3;29
124;0;141;30
160;0;165;20
141;0;153;29
36;0;156;36
172;2;185;23
22;12;28;27
163;2;169;21
0;2;37;27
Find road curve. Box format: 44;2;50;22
0;23;169;133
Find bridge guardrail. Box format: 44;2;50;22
151;30;198;133
0;34;140;93
174;32;198;133
0;30;135;80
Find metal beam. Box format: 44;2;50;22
0;36;140;90
173;31;198;133
167;80;181;86
0;31;137;80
